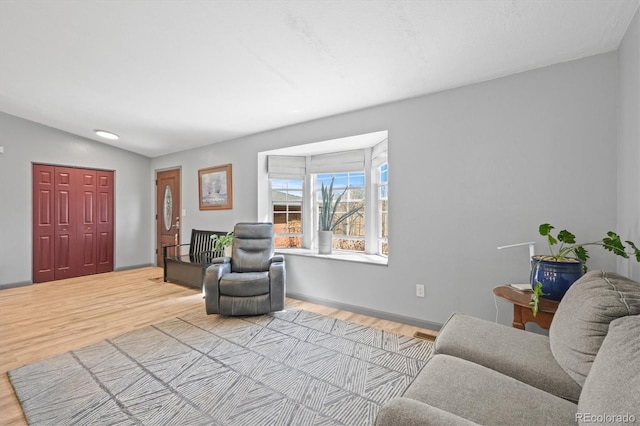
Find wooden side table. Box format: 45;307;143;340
493;285;559;330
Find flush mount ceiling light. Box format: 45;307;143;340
94;129;119;140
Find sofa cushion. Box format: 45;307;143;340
550;271;640;386
435;313;582;402
402;354;577;426
577;315;640;425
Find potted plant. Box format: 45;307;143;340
529;223;640;314
211;232;234;257
318;176;363;254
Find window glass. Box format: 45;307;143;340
317;172;365;252
379;163;388;256
271;179;303;248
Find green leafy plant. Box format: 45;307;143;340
211;232;234;252
530;223;640;315
538;223;640;272
529;281;549;317
319;176;363;231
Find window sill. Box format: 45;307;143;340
275;248;388;266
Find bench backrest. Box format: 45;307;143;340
189;229;227;262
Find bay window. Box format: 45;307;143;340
262;131;388;259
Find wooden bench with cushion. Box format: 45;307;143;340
163;229;228;289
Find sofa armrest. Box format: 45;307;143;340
435;313;582;403
376;397;479;426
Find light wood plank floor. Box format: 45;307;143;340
0;267;437;425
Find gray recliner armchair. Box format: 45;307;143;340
204;222;286;316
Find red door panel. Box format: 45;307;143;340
36;235;53;271
55;167;77;280
77;169;97;275
96;170;114;273
32;164;55;283
57;234;71;271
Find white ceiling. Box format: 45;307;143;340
1;0;638;158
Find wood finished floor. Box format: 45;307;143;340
0;267;437;425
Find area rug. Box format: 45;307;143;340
9;309;433;426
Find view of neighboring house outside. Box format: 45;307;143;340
271;180;303;248
270;168;387;255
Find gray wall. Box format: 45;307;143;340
617;8;640;281
151;52;619;326
0;113;152;288
2;40;632;327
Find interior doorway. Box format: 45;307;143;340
156;168;181;266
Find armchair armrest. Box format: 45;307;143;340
270;255;285;264
199;251;226;263
269;257;285;311
204;262;231;315
209;256;231;264
201;254;229;274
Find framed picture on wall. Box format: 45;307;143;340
198;163;233;210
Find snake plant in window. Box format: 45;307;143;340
318;176;363;254
529;223;640;315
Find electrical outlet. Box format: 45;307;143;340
416;284;425;298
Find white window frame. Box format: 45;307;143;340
376;163;389;256
260;132;388;262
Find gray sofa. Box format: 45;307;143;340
376;271;640;426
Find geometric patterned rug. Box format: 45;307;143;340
9;308;433;425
